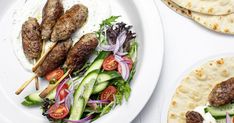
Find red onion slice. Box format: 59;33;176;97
226;112;232;123
114;31;127;54
88;100;110;104
114;55;130;81
65;115;93;123
55;78;69;104
116;51;128;56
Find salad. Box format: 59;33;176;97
21;16;138;123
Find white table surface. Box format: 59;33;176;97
133;0;234;123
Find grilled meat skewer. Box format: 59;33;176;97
40;33;98;98
51;4;88;42
35;39;73;77
22;17;42;60
41;0;64;40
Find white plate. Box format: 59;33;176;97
160;52;234;123
0;0;164;122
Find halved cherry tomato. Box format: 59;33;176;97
102;55;118;71
59;83;69;101
49;104;69;120
100;86;117;101
45;68;64;81
118;56;133;74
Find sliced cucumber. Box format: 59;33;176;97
92;81;109;94
69;97;85;121
96;71;121;84
22;89;56;107
85;51;109;75
69;70;100;120
206;103;234;119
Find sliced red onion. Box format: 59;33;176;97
116;51;128;56
114;55;130;81
65;115;93;123
88;100;110;104
226;112;232;123
55;78;69;104
65;91;73;110
114;31;127;54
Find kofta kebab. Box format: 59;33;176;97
15;0;98;98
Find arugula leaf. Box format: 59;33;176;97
99;16;120;29
113;79;132;104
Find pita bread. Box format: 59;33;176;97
162;0;192;18
168;57;234;123
163;0;234;35
171;0;234;15
192;12;234;34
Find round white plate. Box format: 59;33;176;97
0;0;164;122
160;52;234;123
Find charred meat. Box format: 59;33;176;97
186;111;204;123
22;17;42;60
64;33;98;72
41;0;64;40
35;39;72;77
208;77;234;106
51;4;88;42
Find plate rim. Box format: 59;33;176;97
0;0;165;122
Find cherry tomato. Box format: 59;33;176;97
49;104;69;119
118;56;133;74
45;68;64;81
59;84;69;101
100;86;117;101
103;55;118;71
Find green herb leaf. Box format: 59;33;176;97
99;16;120;29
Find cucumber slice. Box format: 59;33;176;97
92;81;109;94
206;103;234;119
21;89;56;107
85;51;109;75
69;70;100;120
96;71;121;84
69;97;85;120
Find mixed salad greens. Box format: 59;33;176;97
21;16;138;123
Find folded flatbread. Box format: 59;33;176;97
168;57;234;122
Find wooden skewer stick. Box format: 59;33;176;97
32;42;57;72
33;59;40;90
41;39;46;55
15;74;37;95
35;76;39;90
39;69;71;98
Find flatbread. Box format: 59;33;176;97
163;0;234;35
168;57;234;123
192;12;234;35
162;0;192;18
171;0;234;15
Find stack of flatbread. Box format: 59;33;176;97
163;0;234;34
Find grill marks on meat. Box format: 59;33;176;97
51;4;88;42
186;111;204;123
35;39;72;77
22;17;42;60
64;33;98;72
208;77;234;106
41;0;64;40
